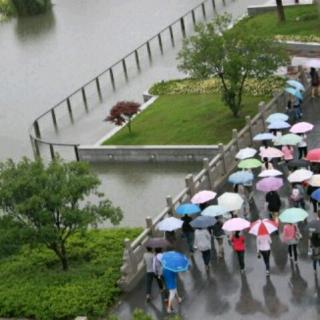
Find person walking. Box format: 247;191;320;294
257;234;272;276
307;184;318;213
310;232;320;273
297;133;308;159
261;157;274;172
194;227;212;271
281;145;294;163
212;216;225;259
231;231;246;273
153;248;167;300
265;190;281;225
181;214;194;254
281;223;301;264
162;268;182;314
289;183;305;209
310;67;319;98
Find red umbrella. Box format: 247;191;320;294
306;148;320;163
249;219;278;236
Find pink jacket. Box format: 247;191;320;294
282;146;294;161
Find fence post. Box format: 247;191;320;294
212;0;216;11
169;26;175;47
180;17;186;38
134;50;141;71
246;115;254;146
232;129;240;151
146;41;152;61
157;34;163;54
145;217;154;236
298;65;307;87
203;158;214;190
258;101;266;131
222;0;226;5
95;77;102;100
51;109;58;129
49;144;55;160
81;87;88;112
166;195;175;216
201;3;206;19
124;238;137;273
66;98;74;123
34;120;41;139
74;145;80;161
185;174;196;197
191;9;196;26
218;143;227;174
109;68;116;90
122;59;128;81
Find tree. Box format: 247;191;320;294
0;157;123;271
276;0;286;22
105;101;140;134
177;14;289;117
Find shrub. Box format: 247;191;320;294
11;0;51;16
0;0;15;16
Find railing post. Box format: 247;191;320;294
134;50;141;71
49;144;55;160
169;26;175;47
246;115;254;145
166;195;175;216
122;59;128;81
30;136;40;158
109;68;116;90
180;17;186;38
203;158;214;190
232;129;240;151
66;98;74;123
218;143;227;174
124;238;137;273
146;217;154;236
51;109;57;129
212;0;216;11
258;101;266;131
146;41;152;61
201;3;206;19
34;120;41;139
81;87;88;112
74;145;80;161
185;174;196;197
191;10;196;26
157;34;163;54
222;0;226;6
96;77;102;100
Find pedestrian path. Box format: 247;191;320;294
113;97;320;319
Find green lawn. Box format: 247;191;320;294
103;94;266;145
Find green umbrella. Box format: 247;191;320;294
274;133;302;146
279;208;308;223
238;158;262;169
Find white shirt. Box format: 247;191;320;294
298;134;307;147
256;235;272;251
194;229;212;251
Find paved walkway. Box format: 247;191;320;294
113;97;320;319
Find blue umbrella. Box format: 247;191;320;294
267;120;291;130
253;133;275;141
311;189;320;202
285;87;303;100
228;171;254;185
176;203;200;215
190;215;216;229
266;113;289;123
161;251;189;272
201;205;229;217
286;79;305;92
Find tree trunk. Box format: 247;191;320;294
50;242;69;271
127;119;132;134
276;0;286;22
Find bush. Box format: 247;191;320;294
11;0;51;16
0;0;16;17
0;228;142;320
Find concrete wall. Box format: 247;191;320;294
247;4;305;16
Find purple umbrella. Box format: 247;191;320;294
256;177;283;193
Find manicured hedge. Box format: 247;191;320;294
11;0;51;16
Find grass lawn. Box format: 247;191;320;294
233;5;320;39
0;228;141;320
103;94;267;145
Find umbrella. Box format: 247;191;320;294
222;217;250;232
258;169;283;178
308;220;320;233
290;122;313;134
306;148;320;163
253;133;275;141
274;133;302;146
238;158;262;169
311;189;320;201
287;159;310;169
161;251;189;272
286;80;305;92
249;219;278;236
145;237;170;248
260;147;284;159
191;190;217;204
228;171;254;185
176;203;200;215
201;205;229;217
236;147;257;160
218;192;244;211
266;113;289;123
190;216;216;229
156;217;183;231
267;121;291;130
288;168;313;183
308;174;320;187
305;59;320;68
285;87;303;100
256;177;283;192
279;208;308;223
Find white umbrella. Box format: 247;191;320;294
288;169;313;183
308;174;320;187
253;133;275;141
258;169;283;178
305;59;320;69
235;147;257;160
267;121;291;130
156;217;183;232
218;192;244;212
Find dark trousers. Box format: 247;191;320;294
288;244;298;261
310;198;318;213
298;147;307;159
236;251;245;270
201;249;211;266
183;231;194;252
145;272;164;295
313;260;320;271
260;250;271;271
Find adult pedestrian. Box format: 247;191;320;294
307;184;318;213
211;216;225;258
265;190;281;224
231;231;246;273
310;67;319;98
193;227;212;271
153;248;167;298
310;232;320;273
162;268;182;314
293;95;302;120
281;223;301;264
261;157;274;172
257;234;272;276
281;145;294;163
289;183;305;209
297;133;308;159
181;214;194;254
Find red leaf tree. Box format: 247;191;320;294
105;101;140;133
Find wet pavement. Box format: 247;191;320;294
114;97;320;319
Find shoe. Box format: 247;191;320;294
266;270;270;276
177;297;183;304
146;294;151;302
240;269;245;274
294;260;299;265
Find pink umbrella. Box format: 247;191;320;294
249;219;278;236
191;190;217;204
256;177;283;192
222;217;250;232
290;122;314;134
260;147;284;159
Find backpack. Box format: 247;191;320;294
282;224;296;242
291;188;302;201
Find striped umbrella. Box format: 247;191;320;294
249;219;278;236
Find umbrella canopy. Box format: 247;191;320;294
285;87;303;100
287;159;310;169
156;217;183;231
306;148;320;163
267;121;291;130
308;174;320;187
222;217;250;232
249;219;278;236
305;59;320;68
253;133;275;141
279;208;308;223
308;220;320;233
288;168;313;183
311;189;320;201
191;190;217;204
238;158;262;169
290;122;314;134
236;147;257;160
260;147;284;159
201;205;229;217
256;177;283;192
228;171;254;185
161;251;189;272
218;192;244;211
266;113;289;123
190;216;216;229
258;169;283;178
176;203;200;215
286;79;305;92
274;133;302;146
145;237;170;248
